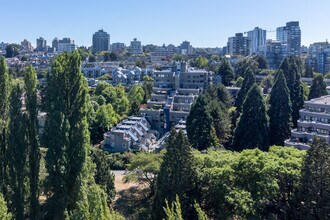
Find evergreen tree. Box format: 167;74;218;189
234;67;256;112
0;56;10;199
233;84;269;151
304;61;314;78
0;193;11;220
278;57;290;80
24;65;40;219
205;84;233;108
297;137;330;219
218;59;234;86
7;84;26;220
44;52;109;218
308;74;327;100
153;130;198;219
292;71;304;128
186;95;213;150
268;70;292;146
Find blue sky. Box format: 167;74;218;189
1;0;329;48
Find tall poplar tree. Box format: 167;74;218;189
268;70;292;146
7;84;26;220
308;74;327;100
153;130;198;219
234;67;256;112
44;52;109;218
24;65;40;219
233;84;269;151
0;56;10;198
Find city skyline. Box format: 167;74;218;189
1;0;330;48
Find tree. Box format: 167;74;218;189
253;54;268;69
5;44;20;58
308;74;327;100
297;137;330;219
218;59;234;86
128;84;145;105
205;84;233;108
234;67;256;112
91;149;115;204
44;52;108;218
142;76;153;103
7;84;26;220
24;65;41;219
191;56;208;69
304;61;314;78
186;95;214;150
88;55;96;62
0;56;10;199
268;70;292;146
235;57;258;78
0;193;11;220
233;84;269;151
163;195;183;220
153;130;198;219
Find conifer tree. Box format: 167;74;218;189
304;61;314;78
233;84;269;151
268;70;292;146
186;95;213;150
0;193;11;220
278;57;290;80
292;71;304;128
234;67;256;112
308;74;327;100
24;65;40;219
7;84;26;220
218;59;234;86
153;130;198;219
0;56;10;198
297;137;330;219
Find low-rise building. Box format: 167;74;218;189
285;95;330;150
102;116;157;152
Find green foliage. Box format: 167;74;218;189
252;54;268;69
43;52;107;218
173;54;185;61
235;76;244;87
163;195;183;220
297;137;330;219
190;56;209;69
234;67;256;112
154;130;198;219
235;57;258;78
91;149;115;204
135;59;146;68
218;59;234;86
0;56;10;198
194;202;209;220
104;52;119;62
128;84;145;115
308;74;327;100
268;70;292;146
24;65;41;219
5;44;20;58
0;193;11;220
7;84;26;220
233;84;269;151
90;103;120;144
304;61;314;78
205;84;233;108
195;146;305;219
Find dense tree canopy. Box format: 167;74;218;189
308;74;327;100
234;67;256;112
218;59;234;86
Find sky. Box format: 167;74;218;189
1;0;330;48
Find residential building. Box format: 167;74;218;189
102;116;157;152
0;42;8;50
92;29;110;53
130;38;143;54
150;46;175;63
140;62;212;133
21;39;33;52
111;42;126;53
36;37;47;52
260;40;287;69
247;27;266;54
285;95;330;150
180;41;193;55
308;41;330;74
276;21;301;55
52;37;59;51
58;38;76;53
227;33;251;56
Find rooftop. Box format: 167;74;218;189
307;95;330;105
